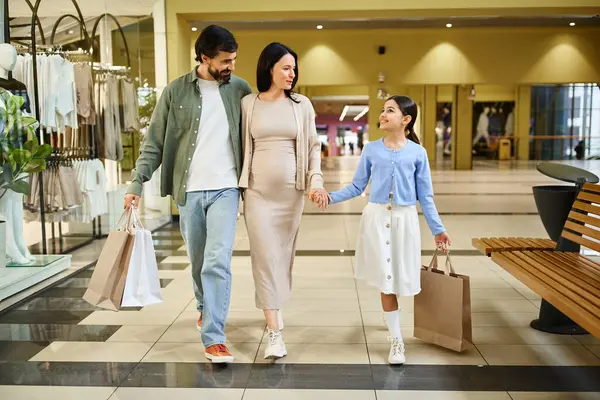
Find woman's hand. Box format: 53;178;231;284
309;188;331;211
435;232;451;253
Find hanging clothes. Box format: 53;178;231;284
95;73;124;161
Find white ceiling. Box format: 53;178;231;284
8;0;154;18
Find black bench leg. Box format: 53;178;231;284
530;299;588;335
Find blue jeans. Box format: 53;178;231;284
178;188;239;347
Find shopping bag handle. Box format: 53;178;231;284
114;208;144;233
427;250;456;275
129;207;145;230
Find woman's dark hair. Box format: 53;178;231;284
256;42;299;102
387;95;420;144
194;25;238;62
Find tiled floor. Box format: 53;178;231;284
1;158;600;399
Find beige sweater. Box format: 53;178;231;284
239;93;324;192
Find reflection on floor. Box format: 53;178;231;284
1;158;600;399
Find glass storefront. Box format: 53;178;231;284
530;83;600;161
0;0;167;299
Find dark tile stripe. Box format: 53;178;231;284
1;362;599;391
0;311;93;325
1;324;121;342
0;341;50;361
0;361;137;386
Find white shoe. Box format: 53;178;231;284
388;337;406;365
264;329;287;359
277;310;284;331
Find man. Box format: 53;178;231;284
124;25;252;363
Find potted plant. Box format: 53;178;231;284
0;89;52;267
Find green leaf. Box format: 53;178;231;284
24;140;38;154
8;153;17;172
2;164;12;182
6;179;30;195
33;144;52;159
20;116;37;127
24;159;46;173
12;149;32;164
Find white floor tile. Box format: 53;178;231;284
243;389;376;400
0;386;115;400
377;392;511;400
111;388;244;400
143;342;260;363
30;341;153;362
477;344;600;366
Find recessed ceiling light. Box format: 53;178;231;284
570;22;576;26
67;29;74;35
446;23;453;28
317;25;324;30
191;27;198;32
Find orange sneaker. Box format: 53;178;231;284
196;313;202;333
205;344;234;363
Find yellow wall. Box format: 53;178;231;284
166;0;600;18
181;28;600;87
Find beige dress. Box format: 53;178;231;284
244;98;304;310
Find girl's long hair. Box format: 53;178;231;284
387;95;420;144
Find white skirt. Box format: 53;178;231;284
355;202;422;296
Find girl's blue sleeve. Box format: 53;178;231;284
415;150;445;235
329;144;372;204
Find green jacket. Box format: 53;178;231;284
127;67;252;205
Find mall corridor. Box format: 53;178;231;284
1;158;599;399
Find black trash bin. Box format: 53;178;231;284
532;185;579;253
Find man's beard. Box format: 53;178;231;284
209;66;231;83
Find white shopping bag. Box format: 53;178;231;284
121;213;163;307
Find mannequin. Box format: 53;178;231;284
0;44;31;112
0;70;36;265
472;106;490;147
504;110;515;137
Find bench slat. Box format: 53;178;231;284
549;252;600;287
583;183;600;194
571;201;600;218
577;191;600;207
523;251;600;308
567;210;600;230
564;220;600;244
492;252;600;338
562;231;600;254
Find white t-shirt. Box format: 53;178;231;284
186;78;238;192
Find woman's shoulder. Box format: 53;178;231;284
241;93;258;108
291;93;313;108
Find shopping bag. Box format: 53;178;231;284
121;210;163;307
82;209;136;311
414;252;473;352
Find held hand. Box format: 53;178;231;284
435;232;451;253
309;189;331;211
124;193;141;209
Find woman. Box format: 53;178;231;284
327;95;451;364
239;43;329;359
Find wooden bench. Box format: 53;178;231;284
473;183;600;338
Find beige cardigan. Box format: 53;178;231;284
239;93;324;192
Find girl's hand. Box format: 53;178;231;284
309;189;331;211
435;232;451;253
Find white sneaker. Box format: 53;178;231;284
388;337;406;365
277;310;284;331
264;329;287;359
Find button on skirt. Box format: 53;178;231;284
355;202;422;296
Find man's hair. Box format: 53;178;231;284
194;25;238;62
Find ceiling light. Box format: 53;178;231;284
317;25;324;30
191;27;198;32
354;106;369;121
569;22;576;26
446;23;453;28
67;29;74;35
339;105;349;121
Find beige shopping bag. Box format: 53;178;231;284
414;252;473;352
82;209;136;311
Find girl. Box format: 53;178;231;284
327;95;451;364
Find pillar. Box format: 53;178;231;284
452;85;473;170
515;85;532;161
153;0;168;94
422;85;438;162
1;0;7;44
